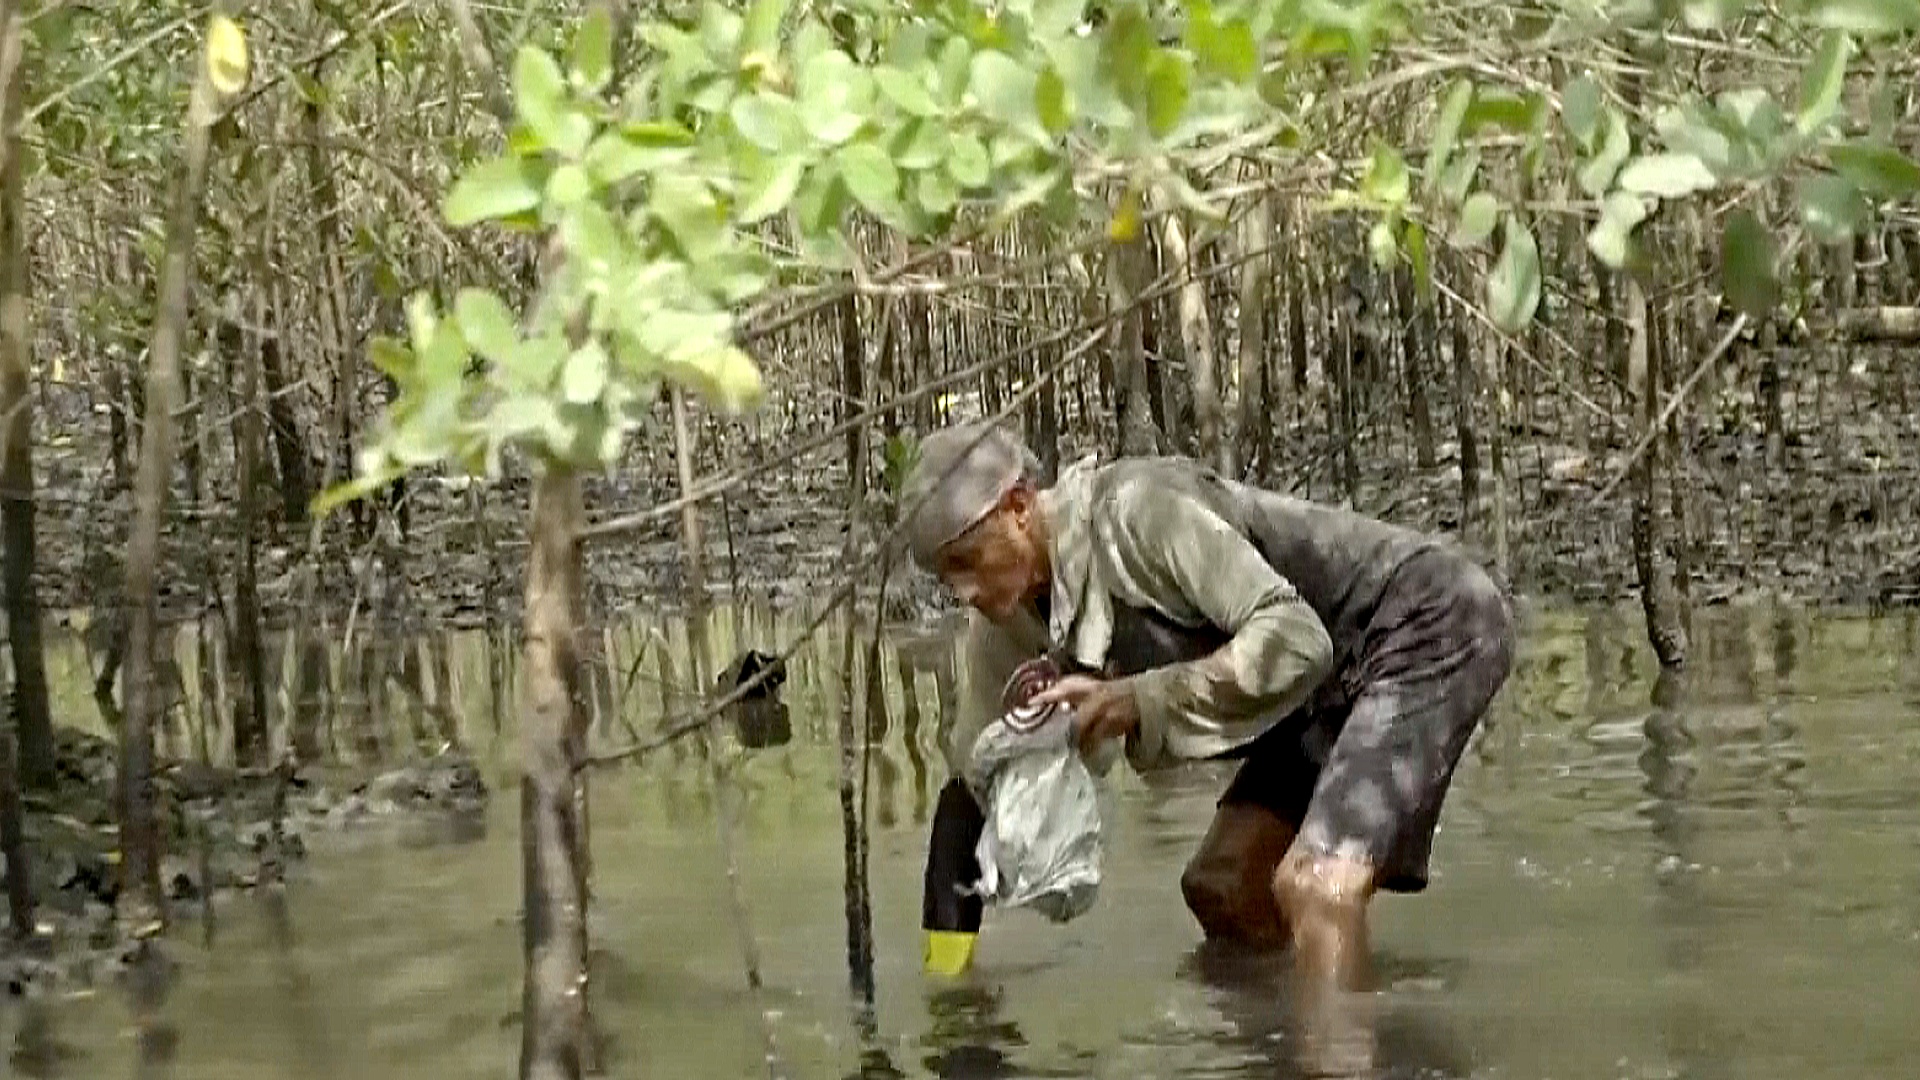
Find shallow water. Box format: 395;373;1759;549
7;600;1920;1079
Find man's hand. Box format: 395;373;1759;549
1030;674;1141;756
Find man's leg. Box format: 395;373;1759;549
1180;712;1331;946
1272;555;1516;989
1180;802;1296;946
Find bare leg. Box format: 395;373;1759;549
1272;844;1378;990
1180;802;1296;947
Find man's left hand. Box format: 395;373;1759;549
1030;675;1140;756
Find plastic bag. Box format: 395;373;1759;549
962;658;1103;923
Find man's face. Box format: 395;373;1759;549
931;488;1045;620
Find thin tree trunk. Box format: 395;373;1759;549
1396;267;1436;469
1628;277;1688;667
1108;227;1160;457
670;386;783;1078
519;466;589;1080
0;0;51;791
1452;296;1480;542
1159;206;1229;474
119;20;227;931
0;707;28;938
230;274;270;768
1237;178;1271;479
1483;334;1510;581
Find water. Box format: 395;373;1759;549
7;600;1920;1079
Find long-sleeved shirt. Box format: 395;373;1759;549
940;454;1440;780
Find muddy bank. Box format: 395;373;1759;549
31;409;1920;633
1;729;489;999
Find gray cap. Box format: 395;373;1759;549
899;422;1040;570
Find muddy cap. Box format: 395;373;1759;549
900;422;1039;570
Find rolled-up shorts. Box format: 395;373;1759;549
1216;547;1515;893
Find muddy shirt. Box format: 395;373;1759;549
941;455;1441;779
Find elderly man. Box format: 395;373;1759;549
910;422;1514;987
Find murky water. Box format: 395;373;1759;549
7;600;1920;1079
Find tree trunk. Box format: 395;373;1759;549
1452;294;1480;541
0;706;29;938
1396;267;1436;469
1628;277;1688;668
119;27;225;931
0;2;51;792
1159;206;1229;475
1107;229;1161;457
230;288;270;768
1483;334;1510;581
1237;179;1271;479
519;466;590;1080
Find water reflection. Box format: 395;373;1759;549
12;601;1920;1078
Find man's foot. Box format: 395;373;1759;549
1272;846;1377;990
1180;803;1297;947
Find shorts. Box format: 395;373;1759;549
1217;547;1515;893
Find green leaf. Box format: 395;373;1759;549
1452;192;1501;248
570;6;614;92
1143;53;1191;138
949;133;990;189
1796;172;1867;244
743;0;791;54
560;202;623;271
546;163;591;206
455;289;520;362
1562;75;1603;149
1403;220;1432;298
836;141;901;219
970;50;1043;138
1825;140;1920;198
1720;208;1778;318
1036;66;1070;136
650;172;723;256
583;131;689;185
1463;90;1537;135
730;91;803;152
876;65;940;117
513;46;592;158
504;335;569;390
892;120;948;170
798;48;869;145
917;168;959;216
1617;153;1717;197
1424;79;1473;194
1486;216;1542;334
1361;143;1410;206
563;342;610;404
1808;0;1920;36
1367;218;1398;269
738;155;807;223
445;158;541;226
1796;30;1853;134
1578;108;1632;196
1439;147;1482;205
1587;191;1649;270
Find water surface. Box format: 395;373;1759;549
6;600;1919;1079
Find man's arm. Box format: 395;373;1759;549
1103;480;1335;766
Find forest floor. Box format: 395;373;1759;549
32;408;1920;639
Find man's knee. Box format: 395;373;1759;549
1180;804;1295;941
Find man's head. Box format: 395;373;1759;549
901;422;1051;619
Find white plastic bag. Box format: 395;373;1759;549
961;659;1103;923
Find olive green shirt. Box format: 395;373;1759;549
941;455;1338;780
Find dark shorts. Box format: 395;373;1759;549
1216;547;1515;892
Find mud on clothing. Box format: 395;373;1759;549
946;455;1515;893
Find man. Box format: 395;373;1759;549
909;422;1514;988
